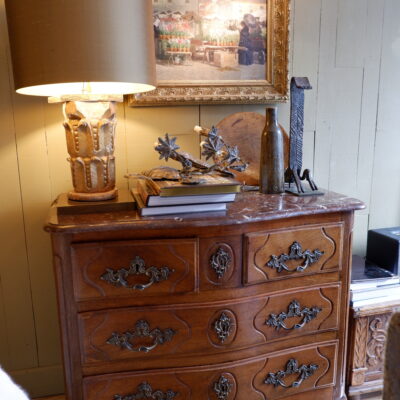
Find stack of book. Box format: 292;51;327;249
350;255;400;307
131;175;241;216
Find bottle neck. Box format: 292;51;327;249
266;107;278;127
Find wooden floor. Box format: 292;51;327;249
34;394;383;400
34;396;64;400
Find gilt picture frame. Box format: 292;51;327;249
128;0;290;107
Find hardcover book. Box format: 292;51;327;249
144;174;241;197
134;178;236;207
132;191;227;217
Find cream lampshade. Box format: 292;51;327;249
5;0;156;201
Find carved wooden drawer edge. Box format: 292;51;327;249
244;223;344;285
77;284;340;369
82;341;338;400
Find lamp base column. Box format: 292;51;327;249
63;101;118;202
68;188;118;202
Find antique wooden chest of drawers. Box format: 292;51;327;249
45;190;364;400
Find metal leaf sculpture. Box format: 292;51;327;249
155;134;180;162
199;125;248;175
201;128;224;160
153;126;248;183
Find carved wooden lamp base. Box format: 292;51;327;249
63;100;118;202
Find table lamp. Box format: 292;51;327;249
5;0;156;201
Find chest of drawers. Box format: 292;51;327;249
45;190;364;400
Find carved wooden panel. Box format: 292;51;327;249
348;311;393;389
71;239;198;303
254;285;340;341
244;224;343;285
208;309;238;347
199;236;242;290
253;342;337;400
366;314;390;375
83;342;336;400
350;316;369;386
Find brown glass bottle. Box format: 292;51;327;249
259;107;284;194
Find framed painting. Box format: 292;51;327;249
128;0;290;106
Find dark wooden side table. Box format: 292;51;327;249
347;299;400;399
45;190;364;400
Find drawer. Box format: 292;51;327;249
71;239;197;302
78;285;340;369
245;223;343;285
255;284;340;341
83;341;337;400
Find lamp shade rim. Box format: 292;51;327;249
16;81;156;97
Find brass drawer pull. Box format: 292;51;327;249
266;241;324;273
265;359;318;388
266;300;322;331
107;320;176;353
100;256;174;290
114;381;177;400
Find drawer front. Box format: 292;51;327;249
78;285;340;368
254;285;340;341
71;239;197;302
83;342;337;400
245;223;343;285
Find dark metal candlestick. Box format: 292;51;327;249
285;77;322;196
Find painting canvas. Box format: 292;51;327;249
129;0;290;106
154;0;268;82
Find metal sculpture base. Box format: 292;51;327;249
285;166;322;196
285;185;324;197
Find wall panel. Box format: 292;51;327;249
0;2;38;372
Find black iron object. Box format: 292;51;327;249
266;241;324;273
214;312;232;343
100;256;173;291
113;381;177;400
106;319;176;353
285;77;323;196
210;247;232;279
213;375;233;400
264;359;319;388
265;300;322;331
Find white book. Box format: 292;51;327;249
147;193;236;207
351;276;400;291
351;285;400;302
352;291;400;308
134;191;228;216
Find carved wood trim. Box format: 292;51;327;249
351;316;369;386
366;315;389;370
